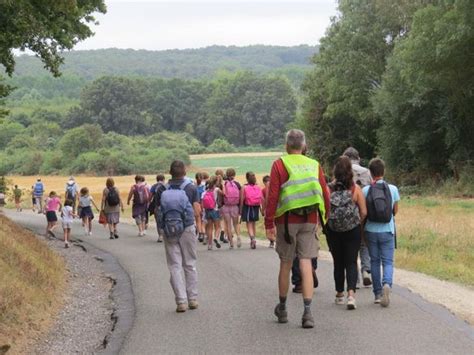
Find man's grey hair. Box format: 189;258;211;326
343;147;360;161
286;129;306;151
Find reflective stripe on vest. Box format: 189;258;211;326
276;154;326;223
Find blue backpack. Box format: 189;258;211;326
34;182;44;195
159;180;194;239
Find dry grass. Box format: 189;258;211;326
0;214;65;352
395;196;474;286
190;152;282;159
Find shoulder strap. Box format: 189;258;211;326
179;179;192;190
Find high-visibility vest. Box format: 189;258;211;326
275;154;326;223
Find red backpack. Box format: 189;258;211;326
244;185;262;206
202;189;217;210
224;181;240;206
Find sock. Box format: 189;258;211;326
303;298;312;314
279;296;287;310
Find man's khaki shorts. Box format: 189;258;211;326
276;223;319;261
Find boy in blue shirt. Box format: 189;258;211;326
363;158;400;307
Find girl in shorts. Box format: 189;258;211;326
202;176;223;250
44;191;62;238
79;187;100;236
240;172;263;249
62;199;77;248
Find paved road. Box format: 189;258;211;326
5;210;474;354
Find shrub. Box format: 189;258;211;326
206;138;236;153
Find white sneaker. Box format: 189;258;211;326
88;231;92;236
335;296;345;305
237;236;242;248
347;296;357;310
381;284;391;307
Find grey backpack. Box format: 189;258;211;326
328;183;360;232
159;180;193;239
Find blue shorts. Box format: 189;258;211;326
205;209;221;221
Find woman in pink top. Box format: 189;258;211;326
44;191;62;238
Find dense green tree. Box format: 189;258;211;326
373;0;474;179
0;0;106;116
57;124;103;159
201;72;297;147
302;0;435;166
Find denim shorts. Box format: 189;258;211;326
205;209;221;221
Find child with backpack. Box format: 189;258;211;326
78;187;100;236
150;174;166;243
261;175;274;247
198;172;210;244
222;168;242;249
44;191;62;238
363;158;400;308
127;175;150;237
62;199;77;248
240;172;262;249
101;178;124;240
13;185;22;212
202;176;223;250
326;156;367;310
215;169;228;244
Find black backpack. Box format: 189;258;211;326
107;187;120;207
366;182;393;223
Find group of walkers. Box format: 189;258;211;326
9;128;400;329
267;129;399;328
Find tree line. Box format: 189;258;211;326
301;0;473;185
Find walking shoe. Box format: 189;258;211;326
48;230;56;239
214;239;221;249
363;271;372;286
347;296;357;310
198;234;204;243
374;296;382;304
65;242;69;249
223;236;229;244
269;241;275;248
114;233;119;239
293;284;302;293
302;312;314;329
88;231;92;236
229;244;234;250
237;236;242;248
274;304;288;324
219;231;225;242
335;296;345;305
208;244;213;251
189;300;199;310
250;239;256;249
381;284;390;307
110;234;114;240
176;303;187;313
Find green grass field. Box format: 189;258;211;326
191;153;280;175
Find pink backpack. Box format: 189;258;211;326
244;185;262;206
202;189;216;210
224;180;240;206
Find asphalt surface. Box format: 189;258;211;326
4;210;474;354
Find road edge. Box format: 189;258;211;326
75;239;136;355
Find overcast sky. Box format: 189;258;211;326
73;0;339;51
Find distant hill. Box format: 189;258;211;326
12;45;318;80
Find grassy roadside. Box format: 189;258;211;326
0;214;66;352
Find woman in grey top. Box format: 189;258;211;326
101;177;124;240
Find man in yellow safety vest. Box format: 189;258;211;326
265;129;330;329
